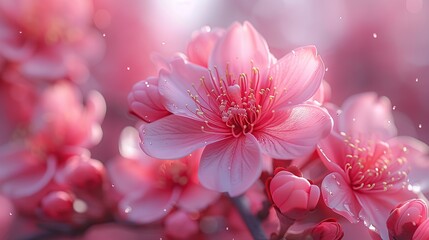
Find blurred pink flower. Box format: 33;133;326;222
0;0;104;83
318;92;428;239
137;21;332;196
164;210;199;239
387;199;428;240
40;190;74;221
267;168;320;220
107;127;219;224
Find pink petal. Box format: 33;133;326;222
270;46;325;107
198;134;262;197
387;136;429;192
176;182;220;212
339;93;397;140
187;26;224;67
2;156;56;198
208;21;270;76
254;104;332;159
20;46;68;80
140;115;227;159
128;77;170;123
317;132;349;174
158;57;212;120
107;157;152;195
321;172;360;223
119;187;181;224
355;190;417;240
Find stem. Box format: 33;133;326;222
230;195;268;240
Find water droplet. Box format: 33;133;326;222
102;33;106;37
226;227;229;231
412;221;417;226
352;118;356;122
372;33;377;38
291;50;296;55
387;120;391;125
339;16;343;20
19;31;22;34
124;206;132;213
418;124;422;129
403;147;408;152
332;175;336;179
161;42;166;45
329;191;333;196
111;184;115;188
336;181;341;186
336;110;342;116
392;105;396;110
416;78;419;82
325;67;329;72
9;213;12;216
163;208;167;212
126;67;130;71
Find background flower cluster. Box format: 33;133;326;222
1;0;429;240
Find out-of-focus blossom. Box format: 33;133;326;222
387;199;427;240
413;218;429;240
311;218;344;240
0;195;14;239
136;21;332;196
0;0;104;83
107;127;219;224
186;26;225;67
318;93;429;239
267;168;320;220
164;210;199;239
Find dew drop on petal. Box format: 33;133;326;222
339;16;343;20
352;118;356;122
416;78;419;82
163;208;167;212
9;212;12;216
387;120;391;125
127;67;130;71
102;33;106;37
325;67;329;72
161;42;166;45
111;184;115;188
226;227;229;231
392;105;396;110
418;124;422;129
372;33;377;38
19;31;22;34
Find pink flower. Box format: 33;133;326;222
267;168;320;220
107;127;219;224
0;0;103;83
164;210;199;239
387;199;427;240
311;218;344;240
413;218;429;240
318;93;426;239
136;22;332;196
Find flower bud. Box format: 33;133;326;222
413;218;429;240
41;191;74;220
387;199;427;240
60;156;105;190
267;169;320;219
311;218;344;240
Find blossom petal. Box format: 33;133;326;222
254;104;332;159
128;77;170;123
355;190;417;240
270;46;325;106
339;92;397;140
158;57;211;120
321;172;360;223
119;187;181;224
209;21;270;76
187;26;224;67
140;115;227;159
176;182;220;212
317;132;349;174
198;134;262;197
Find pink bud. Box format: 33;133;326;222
41;191;74;220
413;218;429;240
387;199;427;240
268;170;320;219
311;218;344;240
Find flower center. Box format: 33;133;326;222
340;132;408;193
156;161;190;189
189;66;277;137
